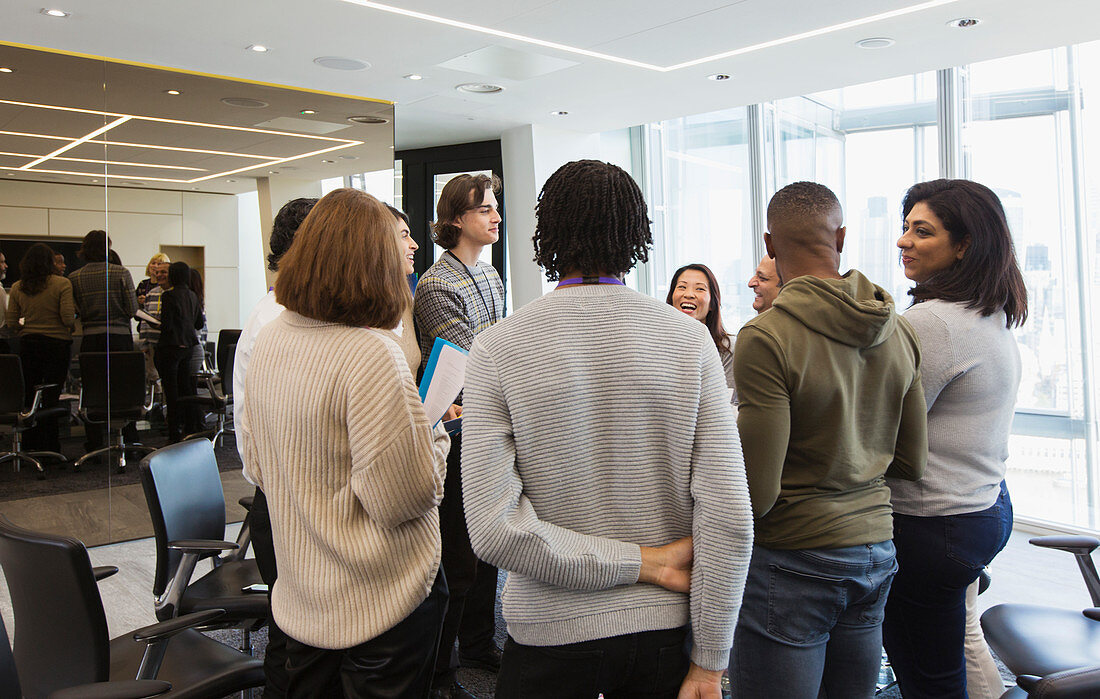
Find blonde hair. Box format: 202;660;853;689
145;253;171;276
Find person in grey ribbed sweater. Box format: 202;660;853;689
462;160;753;699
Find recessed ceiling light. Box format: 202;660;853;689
456;83;503;94
246;44;269;53
322;159;335;163
314;56;370;71
40;8;69;17
268;170;279;174
339;155;359;160
122;181;145;186
707;73;732;81
221;97;269;109
947;17;981;28
549;110;569;116
404;74;424;80
90;179;99;183
226;179;237;183
164;89;181;95
856;37;895;49
299;109;317;115
0;67;13;74
346;115;389;124
192;187;200;190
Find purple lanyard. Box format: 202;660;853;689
555;276;626;288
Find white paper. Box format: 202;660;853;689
421;343;467;426
136;309;161;325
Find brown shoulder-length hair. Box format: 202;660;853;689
276;188;410;329
432;173;501;249
902;179;1027;328
665;263;732;353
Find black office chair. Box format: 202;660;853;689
180;344;234;445
0;515;264;698
0;354;69;478
75;351;155;472
981;536;1100;697
138;439;267;652
215;330;242;374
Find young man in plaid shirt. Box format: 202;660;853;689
414;173;505;699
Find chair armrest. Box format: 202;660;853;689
239;495;254;511
93;565;119;581
1016;665;1100;698
1083;608;1100;622
132;609;226;643
49;680;171;699
21;383;60;419
167;539;238;554
1030;536;1100;555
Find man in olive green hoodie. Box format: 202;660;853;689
729;181;927;697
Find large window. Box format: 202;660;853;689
634;41;1100;532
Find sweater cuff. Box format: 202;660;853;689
691;644;731;672
614;543;643;586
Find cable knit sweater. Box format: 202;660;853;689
461;285;753;672
240;311;450;649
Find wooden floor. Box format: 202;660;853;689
0;468;253;547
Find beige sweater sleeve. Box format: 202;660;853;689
348;335;449;529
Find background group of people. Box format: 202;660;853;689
0;231;208;459
227;162;1026;699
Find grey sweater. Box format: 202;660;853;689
888;299;1021;516
461;284;753;672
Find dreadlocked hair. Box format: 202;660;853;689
533;159;652;281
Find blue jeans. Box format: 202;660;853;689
883;481;1013;699
729;541;897;698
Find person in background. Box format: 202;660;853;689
154;261;203;443
667;263;736;398
233;196;317;698
53;253;66;276
241;188;450;697
883;179;1026;699
68;231;139;452
138;259;169;394
462;160;752;699
0;248;10;353
731;182;927;697
414;173;506;699
5;243;76;456
137;252;170;306
188;268;207;376
747;255;780;314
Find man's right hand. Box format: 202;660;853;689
638;536;693;592
677;664;723;699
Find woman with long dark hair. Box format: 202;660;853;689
883;179;1027;699
4;243;75;455
241;188;449;697
154;261;203;442
666;263;736;397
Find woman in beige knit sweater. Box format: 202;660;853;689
241;188;451;698
5;242;75;456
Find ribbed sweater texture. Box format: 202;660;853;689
461;285;754;672
241;311;450;649
888;299;1021;516
5;275;75;340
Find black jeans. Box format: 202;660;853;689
19;334;71;452
433;433;499;687
496;627;690;699
284;570;449;698
153;344;199;441
250;487;288;698
883;482;1014;699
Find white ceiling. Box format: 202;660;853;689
2;0;1099;150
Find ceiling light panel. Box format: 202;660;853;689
340;0;964;71
0;98;362;184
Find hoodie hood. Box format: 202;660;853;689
771;270;896;348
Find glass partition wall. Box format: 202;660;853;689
0;43;394;545
634;40;1100;532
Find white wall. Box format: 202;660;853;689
0;180;241;334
